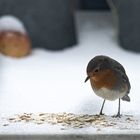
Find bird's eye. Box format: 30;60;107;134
94;69;99;73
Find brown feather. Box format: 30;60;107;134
90;69;117;90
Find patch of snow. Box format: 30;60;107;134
0;15;26;33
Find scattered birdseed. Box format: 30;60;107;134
6;112;139;130
126;117;134;122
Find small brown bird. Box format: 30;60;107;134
85;55;131;117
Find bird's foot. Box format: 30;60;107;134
113;113;122;118
99;112;105;116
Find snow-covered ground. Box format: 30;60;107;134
0;12;140;135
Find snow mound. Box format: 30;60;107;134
0;15;26;33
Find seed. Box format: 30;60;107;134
3;124;9;126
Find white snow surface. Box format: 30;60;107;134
0;11;140;134
0;15;26;33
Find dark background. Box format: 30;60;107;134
78;0;109;10
0;0;110;51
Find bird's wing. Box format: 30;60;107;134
122;73;131;94
113;63;131;94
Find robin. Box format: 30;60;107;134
85;55;131;117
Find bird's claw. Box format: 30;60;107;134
113;113;122;118
99;112;105;116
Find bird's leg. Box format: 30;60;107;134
99;99;105;115
116;98;121;118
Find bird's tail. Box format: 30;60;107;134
122;95;130;102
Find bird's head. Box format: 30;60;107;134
85;55;110;82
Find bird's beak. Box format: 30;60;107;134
85;76;90;82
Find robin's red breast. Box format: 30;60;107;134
89;69;117;90
85;55;131;117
